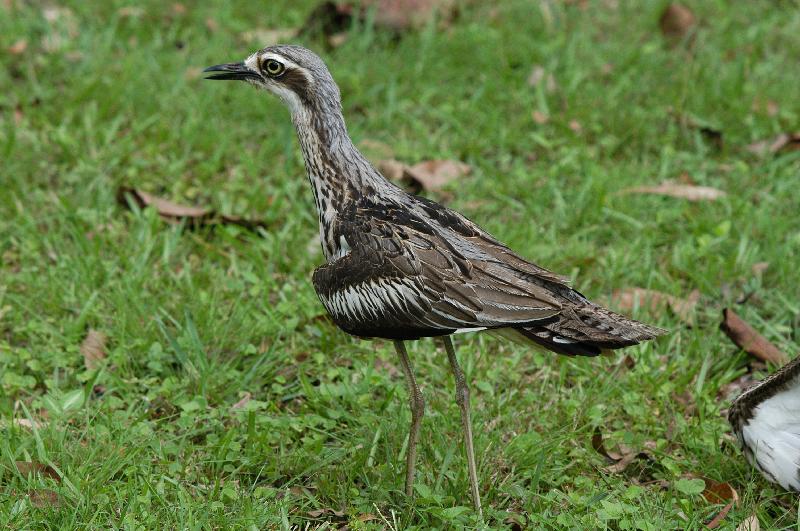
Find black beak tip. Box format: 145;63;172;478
202;62;253;81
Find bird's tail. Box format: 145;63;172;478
494;303;667;357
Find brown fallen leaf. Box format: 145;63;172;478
307;507;346;519
117;6;144;17
720;308;788;365
703;479;738;529
301;0;456;41
751;262;769;275
230;392;252;410
8;38;27;54
80;329;107;371
610;287;698;325
14;418;46;430
15;461;60;481
28;489;61;508
532;110;549;125
366;0;456;32
527;65;557;92
116;187;270;233
745;133;800;156
359;138;395;162
621;181;726;201
591;427;622;463
405;159;472;192
205;17;219;32
736;514;760;531
376;158;471;193
659;3;696;42
591;428;657;477
240;27;298;46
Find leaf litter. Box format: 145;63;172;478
80;329;107;371
117;187;270;233
609;287;699;325
376;159;471;193
720;308;788;365
620;181;726;202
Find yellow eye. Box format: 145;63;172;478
263;59;285;77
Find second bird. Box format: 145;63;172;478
204;45;666;517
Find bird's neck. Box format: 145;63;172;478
290;103;391;260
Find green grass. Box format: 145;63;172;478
2;0;800;528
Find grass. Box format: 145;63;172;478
2;0;800;528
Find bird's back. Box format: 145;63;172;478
313;188;666;354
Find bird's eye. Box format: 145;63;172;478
263;59;286;77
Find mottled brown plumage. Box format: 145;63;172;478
205;45;666;517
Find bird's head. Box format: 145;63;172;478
204;45;341;117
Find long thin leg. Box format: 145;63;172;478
394;340;425;497
442;335;483;518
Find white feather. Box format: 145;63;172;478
741;383;800;491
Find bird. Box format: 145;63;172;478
728;355;800;491
204;45;666;517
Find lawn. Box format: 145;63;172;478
2;0;800;528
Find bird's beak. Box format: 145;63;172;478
203;62;260;81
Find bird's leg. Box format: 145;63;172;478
393;340;425;497
442;335;483;519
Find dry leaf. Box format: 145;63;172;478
527;65;557;92
8;38;27;54
240;27;298;46
231;392;252;410
28;489;61;508
751;262;769;275
659;3;696;42
568;120;582;133
15;461;60;481
377;159;471;193
307;507;346;519
592;427;622;463
205;18;219;32
591;428;657;476
376;159;407;182
745;133;800;156
371;0;456;31
405;159;471;192
116;187;270;233
720;308;788;365
359;138;395;161
702;479;738;505
532;110;549;124
171;3;186;15
117;6;144;17
703;479;738;529
610;287;698;324
327;32;349;48
301;0;455;42
14;418;45;430
736;515;760;531
621;181;726;201
80;329;107;371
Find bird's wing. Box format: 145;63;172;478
311;200;562;339
729;356;800;491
